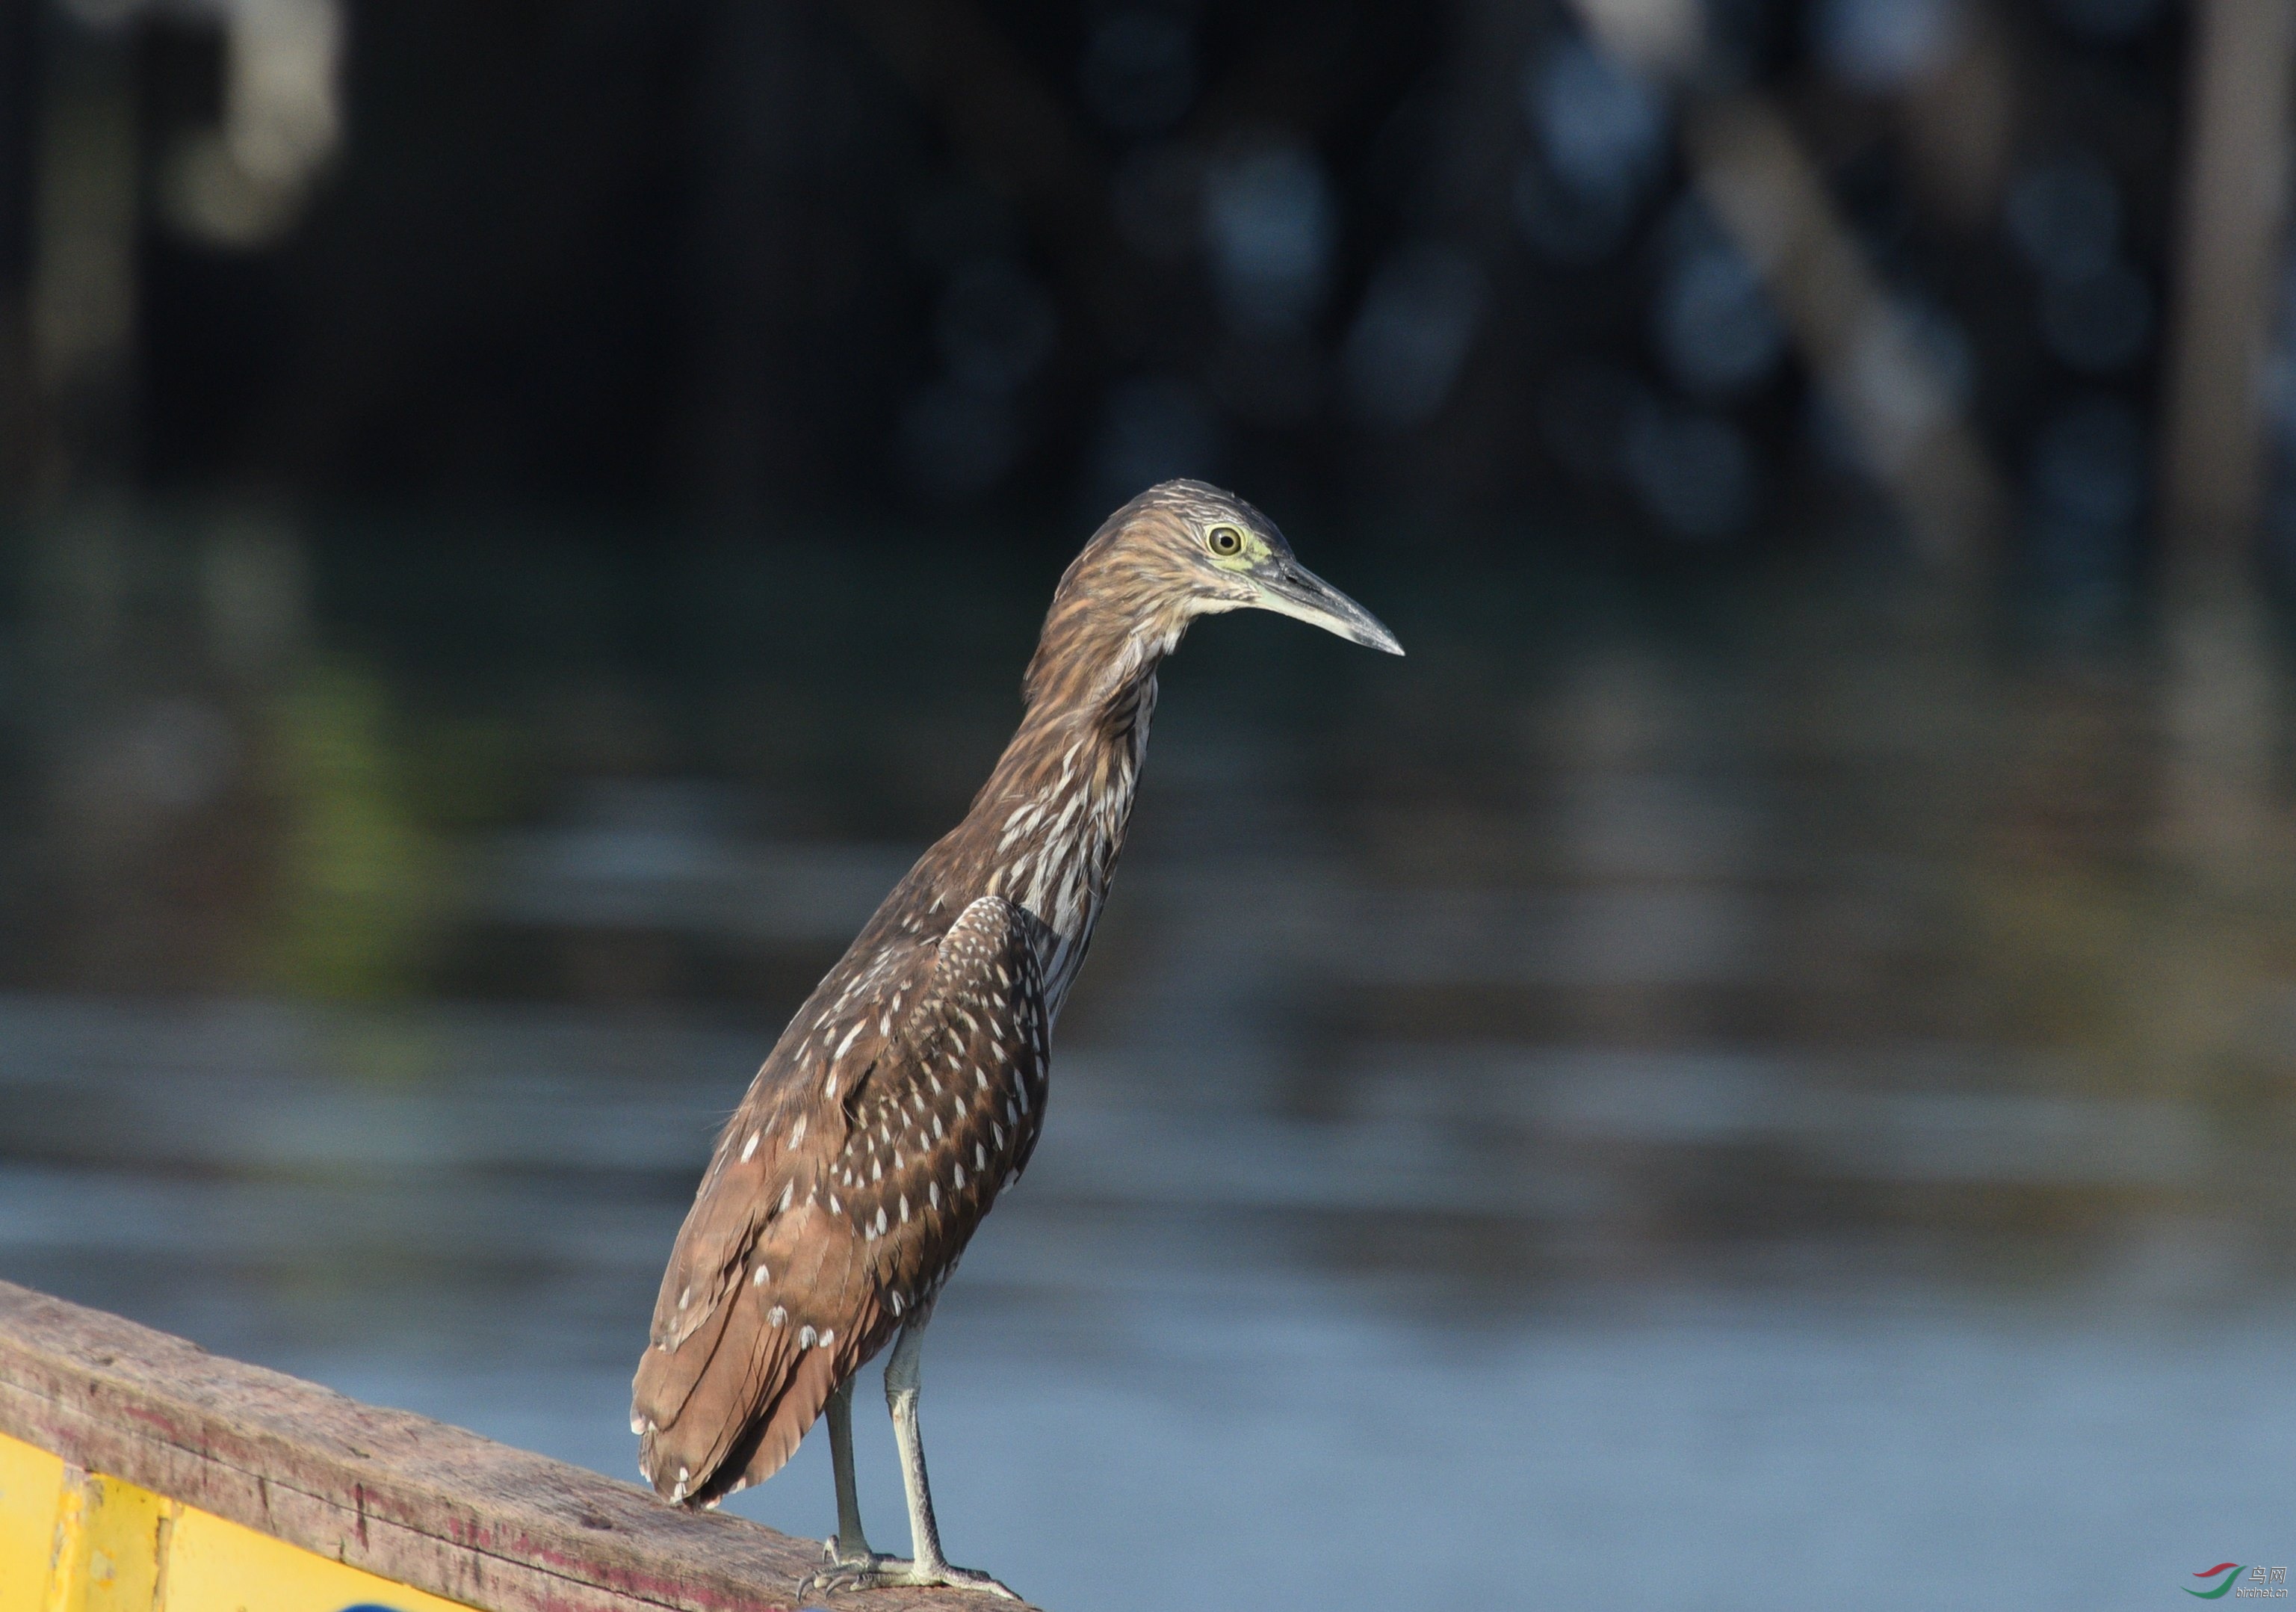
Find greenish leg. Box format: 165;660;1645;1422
826;1378;874;1563
800;1309;1019;1600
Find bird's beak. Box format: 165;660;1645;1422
1246;557;1405;655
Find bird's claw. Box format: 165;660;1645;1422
799;1547;1019;1599
798;1538;885;1598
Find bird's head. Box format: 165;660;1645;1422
1052;479;1402;668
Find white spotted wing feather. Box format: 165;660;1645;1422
630;895;1049;1504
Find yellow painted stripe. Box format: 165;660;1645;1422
0;1435;65;1612
1;1430;474;1612
164;1506;472;1612
43;1470;168;1612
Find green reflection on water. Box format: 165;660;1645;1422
267;660;445;1001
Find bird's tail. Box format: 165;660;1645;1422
631;1206;890;1507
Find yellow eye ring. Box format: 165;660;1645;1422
1207;525;1244;557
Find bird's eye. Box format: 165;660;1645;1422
1207;525;1244;557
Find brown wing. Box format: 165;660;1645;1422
630;894;1049;1506
630;929;935;1504
823;894;1050;1330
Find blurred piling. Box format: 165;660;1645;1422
1684;93;2003;566
2162;0;2296;559
0;3;32;500
2155;0;2296;887
22;10;137;502
1568;0;2004;568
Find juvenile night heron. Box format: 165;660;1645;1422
631;480;1400;1596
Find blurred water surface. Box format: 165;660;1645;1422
1;541;2294;1610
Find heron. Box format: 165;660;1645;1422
631;479;1401;1596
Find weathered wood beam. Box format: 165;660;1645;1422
0;1279;1032;1612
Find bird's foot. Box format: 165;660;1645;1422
798;1535;884;1597
799;1534;873;1591
800;1542;1019;1599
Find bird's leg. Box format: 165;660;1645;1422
884;1318;1004;1594
822;1378;876;1565
799;1379;904;1597
805;1312;1020;1599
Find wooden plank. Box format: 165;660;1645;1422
0;1281;1033;1611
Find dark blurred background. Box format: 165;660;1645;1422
3;1;2295;1608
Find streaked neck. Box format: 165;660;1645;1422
968;622;1168;1019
